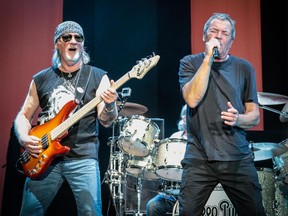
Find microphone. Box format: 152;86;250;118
213;47;220;59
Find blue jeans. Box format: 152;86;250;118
20;158;102;216
146;193;178;216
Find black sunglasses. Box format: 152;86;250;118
60;34;84;42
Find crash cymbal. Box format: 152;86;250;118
249;142;277;161
116;101;148;116
257;92;288;105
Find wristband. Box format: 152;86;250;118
105;102;115;112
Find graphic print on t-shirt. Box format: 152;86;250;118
38;84;75;124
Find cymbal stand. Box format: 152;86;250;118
105;88;132;215
259;104;288;117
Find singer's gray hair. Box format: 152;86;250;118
203;13;236;40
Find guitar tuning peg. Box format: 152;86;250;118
146;53;155;59
136;58;145;63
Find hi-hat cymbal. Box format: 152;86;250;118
257;92;288;105
249;142;277;161
116;101;148;116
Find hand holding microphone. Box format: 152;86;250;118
205;38;220;59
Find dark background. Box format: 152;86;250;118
2;0;288;215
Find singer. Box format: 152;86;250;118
178;13;266;215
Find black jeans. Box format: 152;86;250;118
178;158;266;216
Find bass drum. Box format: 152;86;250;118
275;179;288;216
274;146;288;216
256;168;276;216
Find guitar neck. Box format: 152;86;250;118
50;72;131;140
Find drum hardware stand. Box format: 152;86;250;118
105;88;135;216
133;177;144;216
104;137;125;215
273;156;285;177
104;117;127;216
104;87;132;216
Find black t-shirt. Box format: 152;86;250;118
178;53;258;161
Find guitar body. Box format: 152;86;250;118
20;100;77;179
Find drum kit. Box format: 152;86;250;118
104;99;185;216
248;141;288;216
104;91;288;216
249;92;288;216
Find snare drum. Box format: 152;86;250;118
154;138;187;181
125;155;159;180
118;115;160;157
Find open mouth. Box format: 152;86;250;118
68;48;77;52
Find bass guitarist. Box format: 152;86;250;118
14;21;118;216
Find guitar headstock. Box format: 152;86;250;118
128;54;160;79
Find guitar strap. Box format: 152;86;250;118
74;64;92;104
